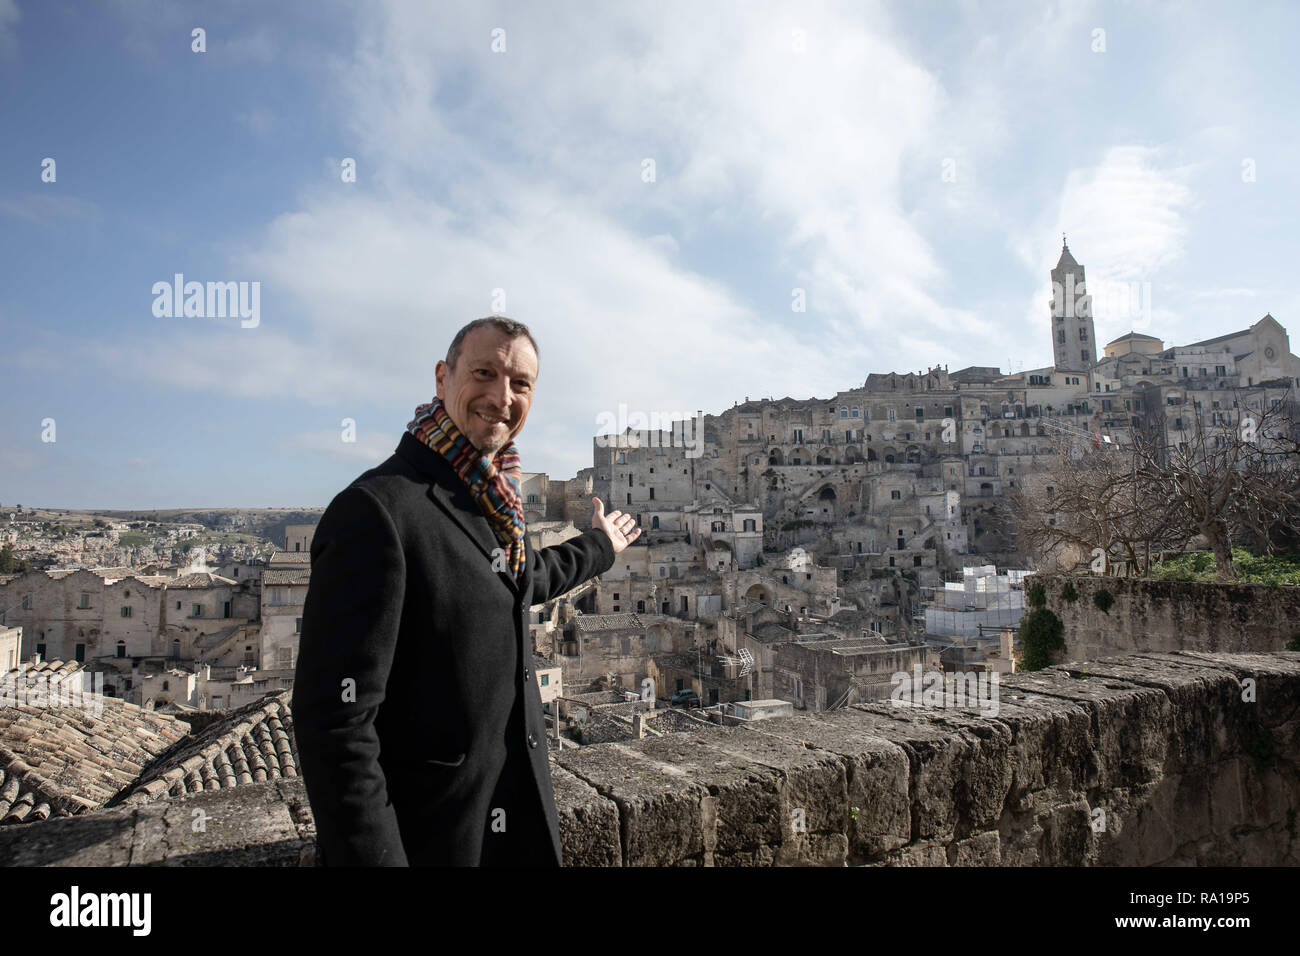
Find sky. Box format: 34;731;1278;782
1;0;1297;509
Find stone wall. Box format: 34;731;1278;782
2;652;1297;866
1035;574;1300;660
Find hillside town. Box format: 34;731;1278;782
2;241;1299;828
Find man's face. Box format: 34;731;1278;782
435;326;538;457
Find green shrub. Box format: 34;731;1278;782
1061;581;1079;603
1093;589;1115;614
1151;549;1300;586
1018;608;1065;671
1026;581;1046;609
1287;633;1300;652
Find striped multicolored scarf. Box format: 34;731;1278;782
406;396;527;582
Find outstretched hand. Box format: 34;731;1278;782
591;497;641;554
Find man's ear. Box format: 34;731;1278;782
434;359;448;397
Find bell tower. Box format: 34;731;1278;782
1049;237;1097;372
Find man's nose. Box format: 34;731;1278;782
489;376;512;416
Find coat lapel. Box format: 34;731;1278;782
396;432;523;597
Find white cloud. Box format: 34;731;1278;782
1017;145;1196;342
0;193;100;225
234;107;276;136
0;0;18;56
292;428;398;464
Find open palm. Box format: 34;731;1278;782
591;497;641;554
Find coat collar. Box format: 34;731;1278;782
395;431;525;597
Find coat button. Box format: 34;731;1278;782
528;733;538;748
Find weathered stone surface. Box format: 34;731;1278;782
555;741;711;865
549;761;620;866
0;652;1296;866
1039;574;1300;660
748;712;910;860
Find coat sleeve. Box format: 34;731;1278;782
292;485;408;866
530;527;616;606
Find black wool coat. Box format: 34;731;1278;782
292;431;615;866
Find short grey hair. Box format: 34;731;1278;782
445;316;540;370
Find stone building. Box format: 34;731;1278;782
0;625;20;673
260;551;309;672
772;633;932;711
283;523;316;555
1049;240;1098;372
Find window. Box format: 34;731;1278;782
278;647;294;667
540;674;549;686
1216;365;1226;377
35;642;45;658
116;641;126;658
649;487;654;500
1079;328;1088;340
176;601;182;610
21;595;30;610
162;680;169;691
915;408;924;421
888;409;896;421
914;556;922;567
891;490;901;500
840;407;848;418
296;617;302;633
613;593;619;601
851;408;859;418
944;406;953;417
79;593;90;609
792;428;803;442
120;605;132;617
192;603;203;617
1057;330;1066;342
74;643;85;663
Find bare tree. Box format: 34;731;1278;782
1002;427;1176;575
1005;386;1300;579
1135;385;1300;580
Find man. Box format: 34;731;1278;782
293;316;641;866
